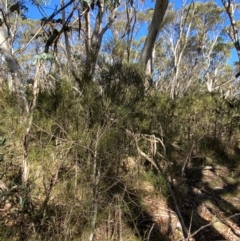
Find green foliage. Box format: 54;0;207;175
130;92;178;159
30;0;50;7
32;53;54;65
1;60;240;241
99;62;145;108
190;1;224;27
1;0;240;239
146;171;168;196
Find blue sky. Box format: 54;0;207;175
26;0;227;20
27;0;60;19
26;0;239;65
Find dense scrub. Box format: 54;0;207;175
1;64;240;240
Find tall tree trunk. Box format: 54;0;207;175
140;0;168;74
0;29;29;112
61;0;72;65
85;3;119;80
0;30;20;92
222;0;240;80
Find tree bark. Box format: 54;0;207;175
197;201;240;241
61;0;72;65
0;30;20;91
85;3;119;79
140;0;168;73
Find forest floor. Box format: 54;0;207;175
1;152;240;241
180;164;240;241
109;156;240;241
141;162;240;241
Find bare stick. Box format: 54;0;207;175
126;129;188;239
178;213;240;241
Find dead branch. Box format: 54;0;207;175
126;129;188;239
178;213;240;241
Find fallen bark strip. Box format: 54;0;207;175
178;213;240;241
195;201;240;241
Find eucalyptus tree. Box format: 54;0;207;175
154;1;233;98
0;0;28;92
139;0;168;74
0;0;169;95
221;0;240;97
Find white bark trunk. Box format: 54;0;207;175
140;0;168;73
0;30;20;92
